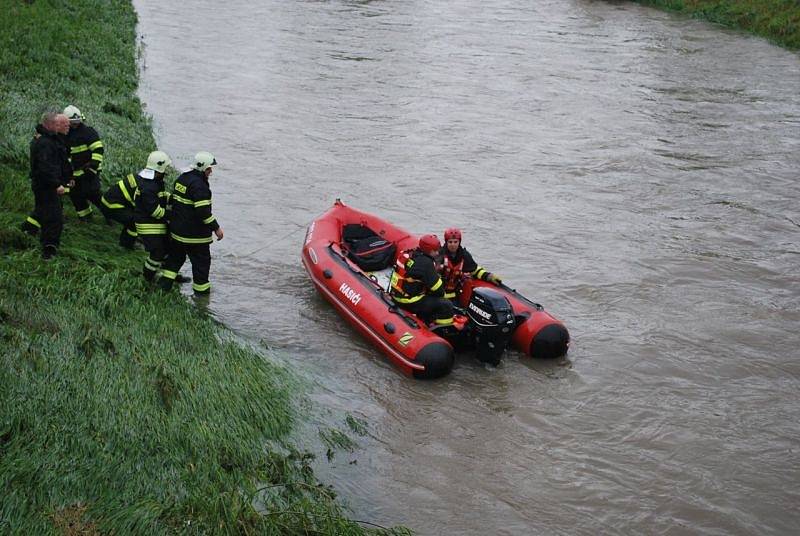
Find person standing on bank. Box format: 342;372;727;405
134;151;172;282
100;172;141;250
22;111;72;260
63;105;104;220
158;152;224;295
103;151;170;250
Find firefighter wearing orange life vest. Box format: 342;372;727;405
439;227;502;300
389;234;457;327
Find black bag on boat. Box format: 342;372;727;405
343;224;396;271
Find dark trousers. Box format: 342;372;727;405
140;234;168;281
24;188;63;249
68;172;103;218
104;206;136;248
400;295;454;324
159;241;211;294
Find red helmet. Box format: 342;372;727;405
418;234;441;254
444;227;462;242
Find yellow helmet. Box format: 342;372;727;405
63;105;83;123
145;150;172;173
193;151;217;172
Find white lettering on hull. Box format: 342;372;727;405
304;221;315;245
339;282;362;306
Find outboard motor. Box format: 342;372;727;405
466;287;515;366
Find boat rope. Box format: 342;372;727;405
236;208;329;259
497;282;543;310
236;223;307;259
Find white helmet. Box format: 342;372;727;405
193;151;217;172
145;150;172;173
63;105;84;124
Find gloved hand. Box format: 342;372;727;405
487;273;502;285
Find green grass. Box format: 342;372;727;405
0;1;407;533
630;0;800;49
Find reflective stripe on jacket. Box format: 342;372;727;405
133;173;167;235
66;123;104;177
102;174;139;210
389;249;443;304
167;169;219;244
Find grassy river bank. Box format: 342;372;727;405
0;1;404;534
629;0;800;49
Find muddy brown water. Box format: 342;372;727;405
134;1;799;533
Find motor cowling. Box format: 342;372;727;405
466;287;515;366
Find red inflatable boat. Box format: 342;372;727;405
301;200;569;379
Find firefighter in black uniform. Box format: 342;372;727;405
133;150;171;282
103;151;171;250
101;172;140;249
438;227;502;301
389;234;460;328
22;112;73;259
63;105;104;220
158;152;224;295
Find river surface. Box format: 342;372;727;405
133;1;800;534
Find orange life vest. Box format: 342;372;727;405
442;254;465;299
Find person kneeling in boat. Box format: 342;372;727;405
439;227;502;301
389;234;464;331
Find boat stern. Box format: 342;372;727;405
412;341;454;379
529;322;570;359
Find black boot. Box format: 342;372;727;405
119;236;136;250
174;274;192;284
143;266;156;282
42;245;57;260
158;277;174;292
21;221;39;236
